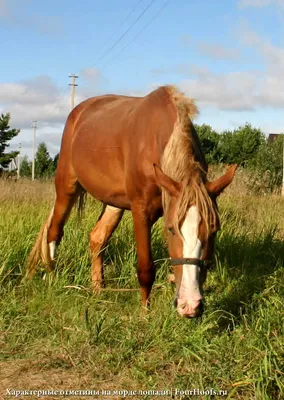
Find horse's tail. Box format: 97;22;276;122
25;206;55;279
76;185;87;222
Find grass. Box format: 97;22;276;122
0;177;283;399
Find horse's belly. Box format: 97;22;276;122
72;148;130;209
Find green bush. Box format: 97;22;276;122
194;123;221;164
247;135;284;194
218;123;265;165
195;123;283;194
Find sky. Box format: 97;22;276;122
1;0;284;159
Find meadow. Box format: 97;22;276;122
0;169;283;400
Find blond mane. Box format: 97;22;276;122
161;85;218;236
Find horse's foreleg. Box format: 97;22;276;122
132;207;156;308
90;205;123;290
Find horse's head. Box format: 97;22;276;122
154;164;238;318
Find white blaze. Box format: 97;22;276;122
178;206;202;304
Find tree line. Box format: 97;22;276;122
0;112;283;192
195;123;283;192
0;113;59;179
20;144;59;178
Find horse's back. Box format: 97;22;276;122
58;87;177;208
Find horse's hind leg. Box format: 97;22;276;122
25;173;81;278
90;205;124;290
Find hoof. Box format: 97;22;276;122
45;260;56;273
92;280;103;294
139;306;150;320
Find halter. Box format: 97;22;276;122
170;257;214;271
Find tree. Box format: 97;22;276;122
35;142;54;178
0;113;20;170
20;155;32;177
248;134;284;193
53;153;59;172
218;123;265;165
194;124;220;164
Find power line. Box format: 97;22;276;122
96;0;158;66
31;120;37;181
79;1;170;103
41;1;164;128
40;74;78;131
97;0;145;58
282;135;284;196
45;3;147;121
42;84;70;129
104;0;171;68
17;143;21;180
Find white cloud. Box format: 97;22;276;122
175;22;284;112
186;64;211;77
1;73;104;157
180;62;284;112
0;75;100;128
151;35;284;112
1;77;58;106
0;76;70;128
239;20;284;72
180;35;191;47
0;0;64;36
0;0;8;17
150;68;168;75
238;0;284;8
180;70;260;111
238;26;261;46
81;68;102;82
197;42;241;60
180;35;241;61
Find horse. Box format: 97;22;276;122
26;85;237;318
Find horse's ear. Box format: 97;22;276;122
206;164;238;197
153;164;182;197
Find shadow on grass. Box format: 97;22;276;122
207;225;284;328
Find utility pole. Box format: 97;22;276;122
282;136;284;196
69;74;79;110
17;143;21;180
32;121;37;181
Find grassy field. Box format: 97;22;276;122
0;174;283;400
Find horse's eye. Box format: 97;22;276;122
168;226;175;235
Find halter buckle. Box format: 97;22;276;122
170;257;214;271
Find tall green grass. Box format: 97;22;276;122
0;179;283;399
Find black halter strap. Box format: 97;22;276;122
170;258;214;271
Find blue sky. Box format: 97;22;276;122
1;0;284;158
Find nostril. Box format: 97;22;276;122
176;300;204;318
198;301;204;314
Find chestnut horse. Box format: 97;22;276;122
26;85;237;318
